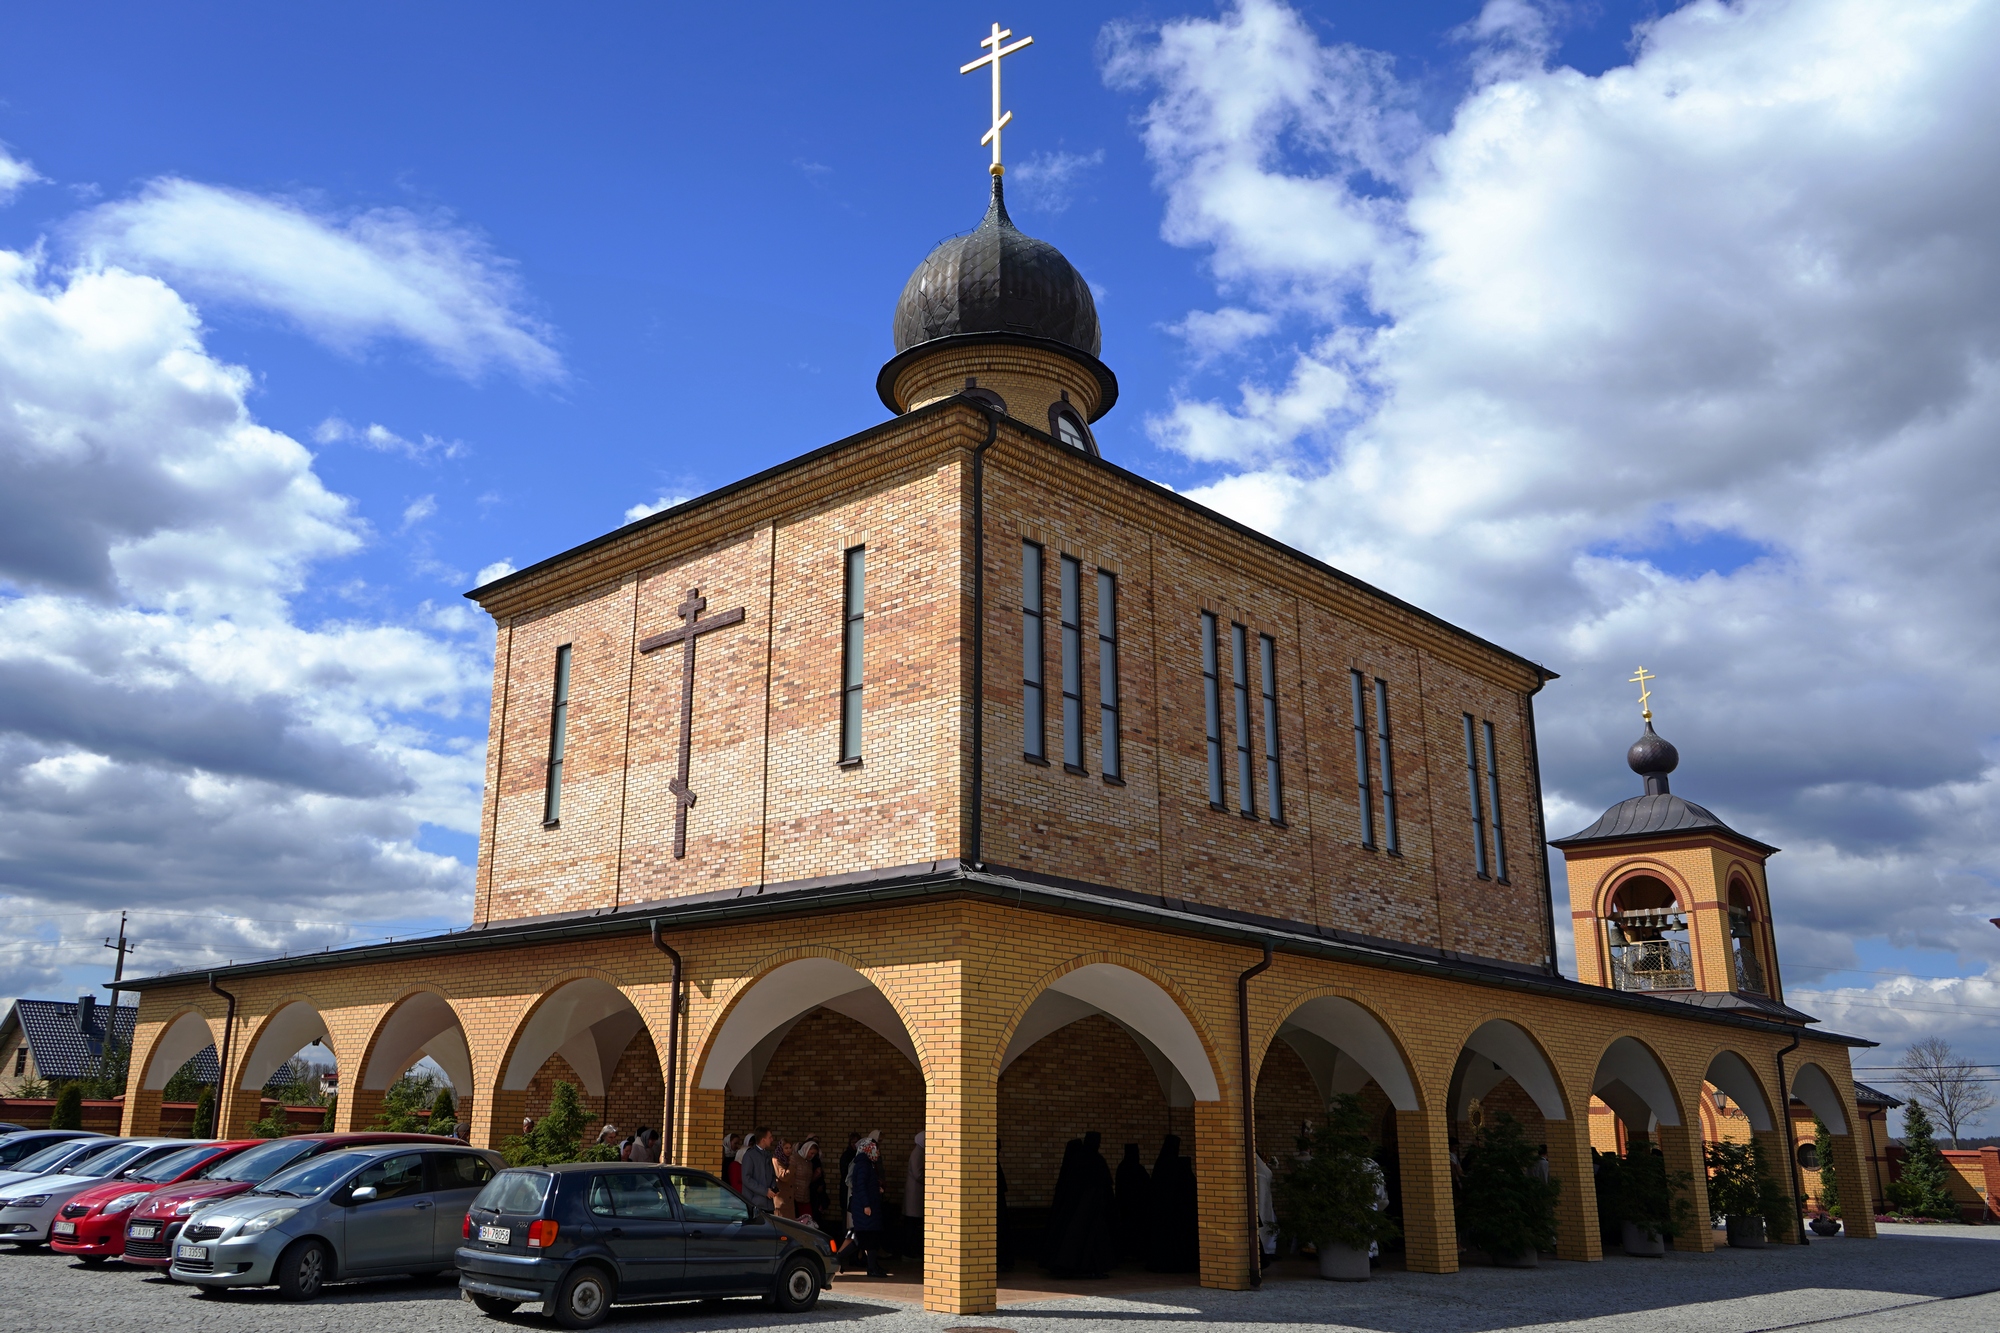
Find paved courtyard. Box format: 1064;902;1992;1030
0;1226;1994;1332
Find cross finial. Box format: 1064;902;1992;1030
1629;666;1657;724
961;21;1034;175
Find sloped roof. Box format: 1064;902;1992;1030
1549;792;1780;856
1648;987;1819;1025
1853;1079;1903;1108
4;999;218;1086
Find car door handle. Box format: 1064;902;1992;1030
609;1228;624;1237
686;1230;704;1238
413;1201;432;1210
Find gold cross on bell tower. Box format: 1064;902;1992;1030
961;21;1034;176
1629;666;1657;723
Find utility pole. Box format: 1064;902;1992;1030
104;913;136;1009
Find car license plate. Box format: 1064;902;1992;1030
177;1243;207;1261
53;1221;75;1237
130;1223;158;1239
478;1225;510;1244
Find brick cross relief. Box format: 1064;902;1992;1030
638;587;746;859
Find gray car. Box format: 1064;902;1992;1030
169;1141;503;1299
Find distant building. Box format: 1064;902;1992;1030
0;995;218;1096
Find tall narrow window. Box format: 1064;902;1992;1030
542;644;572;826
1463;712;1490;877
1350;669;1375;848
839;547;866;763
1374;679;1399;854
1022;542;1046;762
1482;720;1509;883
1059;555;1085;772
1230;623;1256;817
1097;570;1121;781
1200;612;1224;807
1258;634;1283;823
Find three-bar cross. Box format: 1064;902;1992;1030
639;589;746;859
961;22;1033;174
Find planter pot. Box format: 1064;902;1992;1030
1621;1221;1666;1256
1726;1216;1768;1248
1493;1248;1540;1268
1809;1217;1842;1237
1317;1242;1371;1281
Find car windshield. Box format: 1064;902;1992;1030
78;1143;156;1177
246;1150;370;1200
472;1171;552;1215
132;1145;219;1183
198;1138;311;1183
11;1140;100;1173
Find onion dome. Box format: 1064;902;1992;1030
1626;722;1680;795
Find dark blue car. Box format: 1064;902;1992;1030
456;1164;833;1328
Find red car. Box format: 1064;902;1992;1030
51;1140;255;1263
122;1132;464;1269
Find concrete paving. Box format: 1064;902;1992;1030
0;1225;1993;1332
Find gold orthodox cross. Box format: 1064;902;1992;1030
1629;666;1656;723
961;21;1033;175
639;588;746;859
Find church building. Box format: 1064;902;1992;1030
115;43;1877;1314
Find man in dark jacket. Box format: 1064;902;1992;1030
847;1131;888;1277
741;1127;777;1212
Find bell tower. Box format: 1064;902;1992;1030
1550;671;1795;1016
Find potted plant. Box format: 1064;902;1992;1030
1274;1094;1401;1280
1459;1112;1560;1267
1613;1146;1693;1256
1705;1138;1791;1247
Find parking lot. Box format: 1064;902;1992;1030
0;1224;1994;1332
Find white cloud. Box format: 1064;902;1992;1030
0;144;42;205
1011;149;1106;215
314;416;467;461
623;494;691;524
69;179;561;382
473;559;516;587
401;495;437;531
1109;0;2000;1050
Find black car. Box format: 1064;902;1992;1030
457;1164;832;1327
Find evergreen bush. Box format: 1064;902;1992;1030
190;1085;215;1137
1459;1112;1560;1261
432;1085;457;1129
1614;1146;1694;1242
1273;1093;1401;1251
1705;1138;1791;1228
49;1083;84;1130
499;1082;618;1166
1886;1103;1958;1220
1812;1117;1840;1217
372;1070;442;1133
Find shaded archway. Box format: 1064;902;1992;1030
499;977;664;1153
1591;1036;1682;1137
139;1010;218;1092
1705;1050;1774;1133
230;999;338;1135
354;990;475;1132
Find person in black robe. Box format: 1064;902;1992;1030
997;1160;1013;1271
1047;1130;1117;1278
1144;1134;1200;1273
1042;1137;1086;1269
1114;1143;1150;1264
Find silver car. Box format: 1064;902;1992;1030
170;1142;503;1299
0;1140;183;1243
0;1136;118;1195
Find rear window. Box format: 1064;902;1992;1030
80;1143;157;1177
12;1140;101;1173
473;1171;552;1216
133;1145;219;1183
199;1138;311;1183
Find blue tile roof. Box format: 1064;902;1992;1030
6;999;217;1085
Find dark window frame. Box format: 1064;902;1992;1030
1097;570;1122;782
1229;623;1257;818
1059;554;1086;774
1481;719;1509;883
1463;712;1490;879
542;644;572;826
838;546;866;765
1258;634;1284;825
1200;611;1225;809
1022;541;1047;764
1350;669;1375;849
1374;678;1399;854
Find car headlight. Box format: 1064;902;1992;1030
235;1208;298;1237
3;1196;49;1209
103;1192;151;1216
174;1198;209;1216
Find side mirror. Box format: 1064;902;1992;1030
350;1185;379;1202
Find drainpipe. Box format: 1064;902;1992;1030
651;921;683;1164
967;403;1000;871
1524;673;1559;976
1773;1030;1808;1245
207;974;237;1134
1239;939;1274;1287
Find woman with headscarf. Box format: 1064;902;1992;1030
793;1137;822;1227
847;1131;887;1278
722;1133;739;1180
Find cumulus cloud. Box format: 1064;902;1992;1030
315;416;467;462
69;180;561;382
473;559;516;587
1109;0;2000;1059
622;494;692;525
0;144;42;205
1011;149;1107;215
0;244;488;996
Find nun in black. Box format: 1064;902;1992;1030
1114;1142;1151;1263
1144;1134;1201;1273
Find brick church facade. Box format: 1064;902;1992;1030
118;173;1876;1313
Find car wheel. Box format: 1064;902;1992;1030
469;1294;520;1316
552;1265;613;1330
771;1255;822;1314
275;1237;331;1301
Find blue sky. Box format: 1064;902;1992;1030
3;0;1998;1117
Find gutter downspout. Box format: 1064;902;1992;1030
1524;672;1559;976
1774;1029;1808;1245
1239;939;1274;1286
207;974;237;1135
651;921;683;1165
968;403;1000;871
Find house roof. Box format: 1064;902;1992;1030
3;999;218;1086
1853;1079;1903;1108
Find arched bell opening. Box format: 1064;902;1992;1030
995;963;1221;1281
501;978;664;1154
1604;874;1694;993
1726;878;1771;996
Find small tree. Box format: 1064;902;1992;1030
247;1103;296;1139
49;1083;84;1130
1614;1147;1693;1242
1886;1102;1958;1220
500;1082;619;1166
76;1038;130;1100
372;1069;443;1133
1704;1138;1790;1227
1897;1036;1996;1149
1459;1113;1560;1261
432;1085;457;1129
1812;1117;1840;1217
190;1085;216;1137
320;1095;337;1132
1273;1094;1401;1252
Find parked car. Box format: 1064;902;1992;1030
168;1142;504;1298
457;1164;833;1328
0;1130;103;1171
125;1132;464;1269
0;1140;185;1245
0;1137;122;1193
51;1140;253;1263
0;1123;27;1134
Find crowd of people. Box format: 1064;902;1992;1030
1037;1131;1200;1277
718;1127;926;1278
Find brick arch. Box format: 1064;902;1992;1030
1698;1045;1779;1132
691;944;931;1093
1446;1012;1574;1122
1252;984;1423;1112
352;985;476;1097
991;951;1224;1102
234;994;337;1092
136;1006;222;1091
1595;859;1695;918
495;967;666;1098
1588;1032;1689;1130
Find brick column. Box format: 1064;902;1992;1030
918;962;1000;1315
1395;1108;1459;1273
474;1088;527;1154
1659;1121;1713;1252
216;1088;264;1137
678;1085;726;1175
1192;1099;1252;1290
336;1087;387;1134
122;1088;163;1137
1544;1115;1602;1261
1831;1133;1877;1237
1751;1128;1801;1243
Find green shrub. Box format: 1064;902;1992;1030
49;1083;84;1130
1614;1146;1693;1241
1886;1103;1958;1220
432;1086;456;1129
189;1085;215;1137
1813;1117;1840;1217
1459;1113;1560;1261
372;1070;442;1132
1705;1138;1791;1227
499;1082;618;1166
1273;1093;1401;1251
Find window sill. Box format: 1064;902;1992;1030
1023;754;1050;767
1209;801;1228;814
1063;763;1089;777
1102;774;1126;788
1239;811;1260;823
1475;872;1492;881
836;757;863;769
542;820;560;830
1268;818;1288;829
